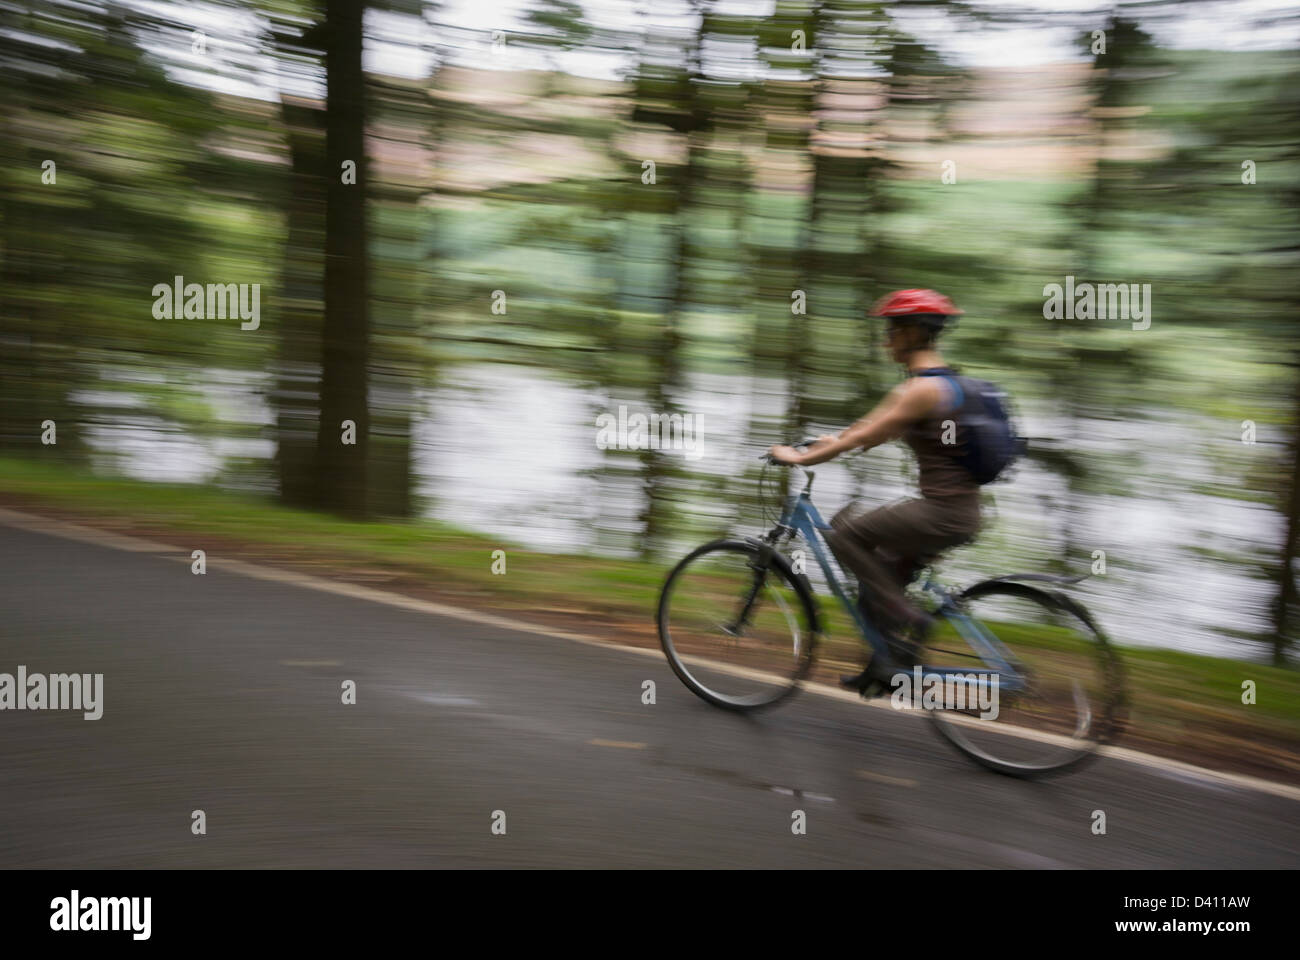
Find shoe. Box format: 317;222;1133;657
839;655;904;698
839;665;876;691
840;612;934;697
839;673;891;699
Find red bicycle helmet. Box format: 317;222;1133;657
870;288;963;321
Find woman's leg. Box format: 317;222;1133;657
826;496;978;634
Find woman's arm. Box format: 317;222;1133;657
770;378;943;466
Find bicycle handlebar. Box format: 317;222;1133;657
759;436;825;465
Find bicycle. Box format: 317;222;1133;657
656;438;1127;778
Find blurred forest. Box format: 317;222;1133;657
1;0;1298;664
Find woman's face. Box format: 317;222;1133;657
885;321;918;363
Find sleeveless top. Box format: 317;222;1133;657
904;367;980;500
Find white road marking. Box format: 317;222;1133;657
857;770;919;788
407;693;480;707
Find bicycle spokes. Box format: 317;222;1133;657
658;541;815;709
926;583;1123;777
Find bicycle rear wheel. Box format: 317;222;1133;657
923;580;1126;778
657;539;818;711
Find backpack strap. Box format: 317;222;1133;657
914;368;964;412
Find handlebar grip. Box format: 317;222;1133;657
759;436;825;464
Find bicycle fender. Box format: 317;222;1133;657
958;577;1067;609
959;578;1106;638
983;571;1090;586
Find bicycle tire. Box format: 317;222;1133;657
657;539;820;712
925;580;1127;779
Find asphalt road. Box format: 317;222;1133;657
0;517;1296;868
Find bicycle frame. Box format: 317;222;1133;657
766;467;1027;693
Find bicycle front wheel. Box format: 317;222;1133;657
924;580;1126;778
657;539;819;711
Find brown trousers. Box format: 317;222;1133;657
823;493;981;632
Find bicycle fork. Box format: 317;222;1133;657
722;543;779;637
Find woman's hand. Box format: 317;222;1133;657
768;444;804;465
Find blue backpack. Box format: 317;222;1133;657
916;369;1026;485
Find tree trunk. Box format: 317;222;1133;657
366;76;428;519
274;98;327;509
315;0;371;518
1273;351;1300;666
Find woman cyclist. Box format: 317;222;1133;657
768;289;981;694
